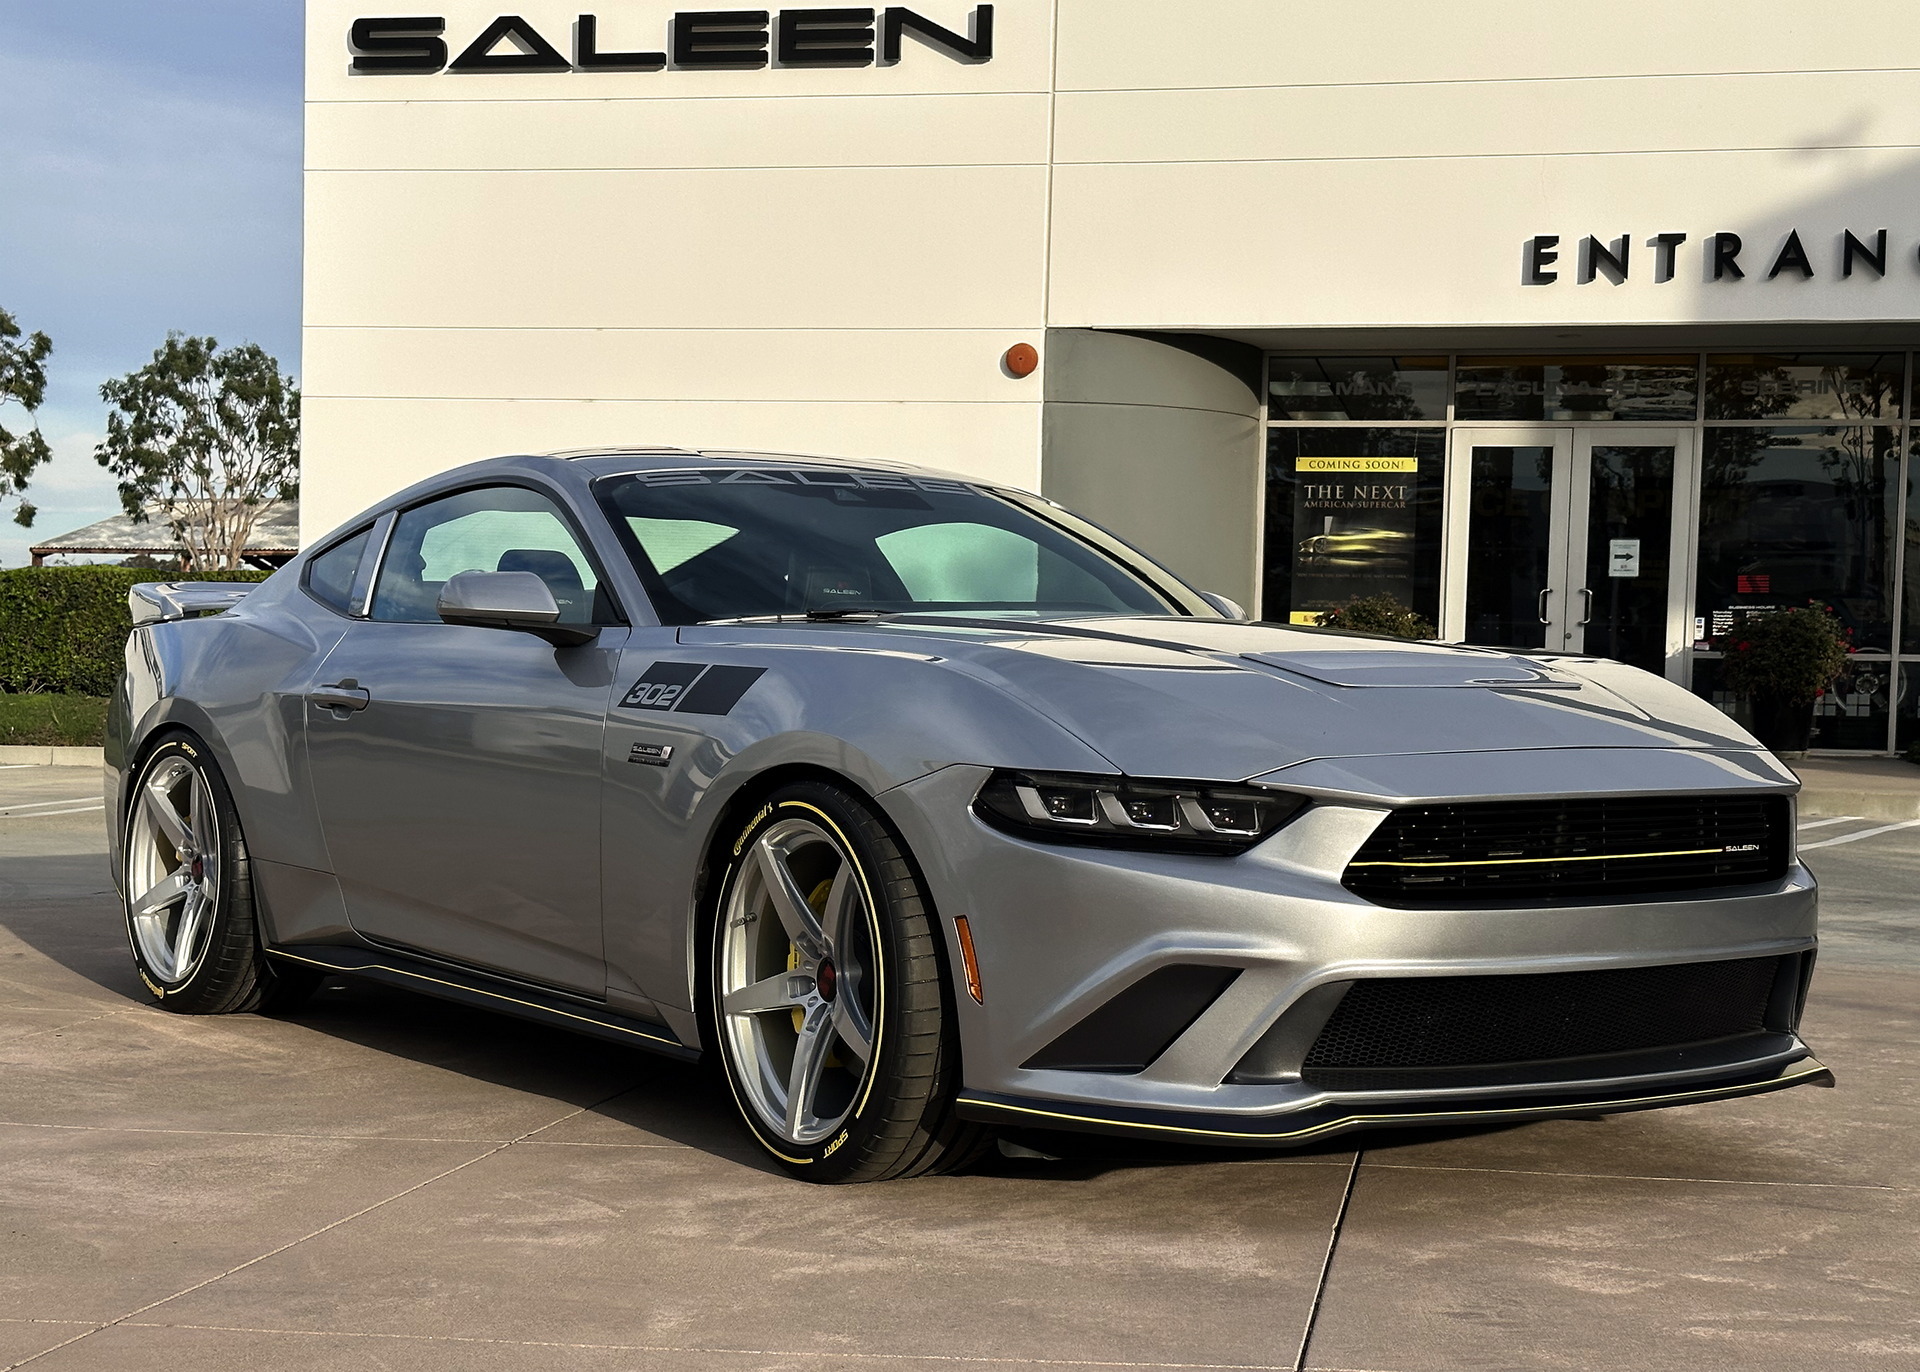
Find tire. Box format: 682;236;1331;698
707;780;989;1183
121;734;315;1015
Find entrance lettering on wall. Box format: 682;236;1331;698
348;7;994;75
1522;229;1900;285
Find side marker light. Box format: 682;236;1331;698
954;915;984;1004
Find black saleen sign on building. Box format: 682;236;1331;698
349;7;993;73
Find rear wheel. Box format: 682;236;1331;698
122;735;315;1014
708;780;987;1183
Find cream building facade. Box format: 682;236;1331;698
305;0;1920;749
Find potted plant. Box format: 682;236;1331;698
1717;603;1853;758
1314;594;1436;640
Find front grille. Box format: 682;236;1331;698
1301;955;1788;1092
1343;794;1790;907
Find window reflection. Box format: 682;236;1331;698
1454;356;1697;422
1267;357;1448;421
1696;426;1897;652
1706;353;1904;422
1813;657;1894;750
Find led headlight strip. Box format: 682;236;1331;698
972;770;1308;855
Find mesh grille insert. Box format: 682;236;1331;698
1343;794;1790;907
1301;955;1787;1091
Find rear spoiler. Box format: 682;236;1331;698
129;581;261;627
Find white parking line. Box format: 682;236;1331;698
0;797;104;814
1799;817;1920;851
0;802;105;819
1797;815;1864;831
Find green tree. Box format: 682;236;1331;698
0;307;55;529
96;334;299;574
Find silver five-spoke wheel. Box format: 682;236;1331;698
719;815;880;1147
126;755;222;985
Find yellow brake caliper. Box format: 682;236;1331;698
790;877;841;1066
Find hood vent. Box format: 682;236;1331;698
1243;648;1579;690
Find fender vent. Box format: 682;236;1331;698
1024;965;1240;1074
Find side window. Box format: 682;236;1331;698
304;527;371;614
370;486;609;625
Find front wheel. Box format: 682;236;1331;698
122;735;315;1014
708;781;986;1182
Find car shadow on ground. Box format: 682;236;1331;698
1;849;1539;1182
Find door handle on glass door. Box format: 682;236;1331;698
1537;589;1553;625
308;682;370;712
1576;588;1594;625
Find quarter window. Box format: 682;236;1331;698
304;528;371;614
370;486;610;625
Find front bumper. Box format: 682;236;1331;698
958;1057;1833;1147
880;762;1825;1146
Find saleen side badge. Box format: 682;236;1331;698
619;662;767;716
628;742;674;767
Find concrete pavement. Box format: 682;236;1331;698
1;767;1915;1370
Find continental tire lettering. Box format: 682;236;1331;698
139;971;165;998
733;803;775;858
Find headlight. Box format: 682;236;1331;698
972;770;1308;855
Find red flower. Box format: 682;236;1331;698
1736;640;1751;652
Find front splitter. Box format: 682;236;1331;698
956;1056;1833;1147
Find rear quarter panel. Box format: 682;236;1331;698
109;575;349;891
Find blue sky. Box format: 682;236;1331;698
0;1;303;566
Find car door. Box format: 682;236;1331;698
303;483;626;995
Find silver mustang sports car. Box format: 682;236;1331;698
108;448;1829;1183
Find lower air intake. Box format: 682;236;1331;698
1301;955;1792;1092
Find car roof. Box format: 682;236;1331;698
529;447;982;484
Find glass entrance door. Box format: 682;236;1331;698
1445;428;1695;679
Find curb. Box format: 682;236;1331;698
1797;788;1920;823
0;746;105;768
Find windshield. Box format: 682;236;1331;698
595;467;1206;625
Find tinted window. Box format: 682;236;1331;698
304;528;370;614
370;486;609;625
1696;426;1897;652
1454;356;1697;422
1706;353;1904;421
596;469;1195;625
1268;356;1448;421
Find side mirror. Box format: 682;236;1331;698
436;570;597;647
1199;591;1247;621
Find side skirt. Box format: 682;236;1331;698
956;1056;1834;1148
268;944;699;1062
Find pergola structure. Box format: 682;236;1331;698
27;502;299;569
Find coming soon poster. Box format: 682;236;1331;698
1263;429;1444;626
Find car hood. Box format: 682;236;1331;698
844;614;1767;781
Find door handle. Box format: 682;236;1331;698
308;683;370;712
1576;588;1594;626
1537;589;1553;625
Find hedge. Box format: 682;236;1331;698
0;566;275;696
